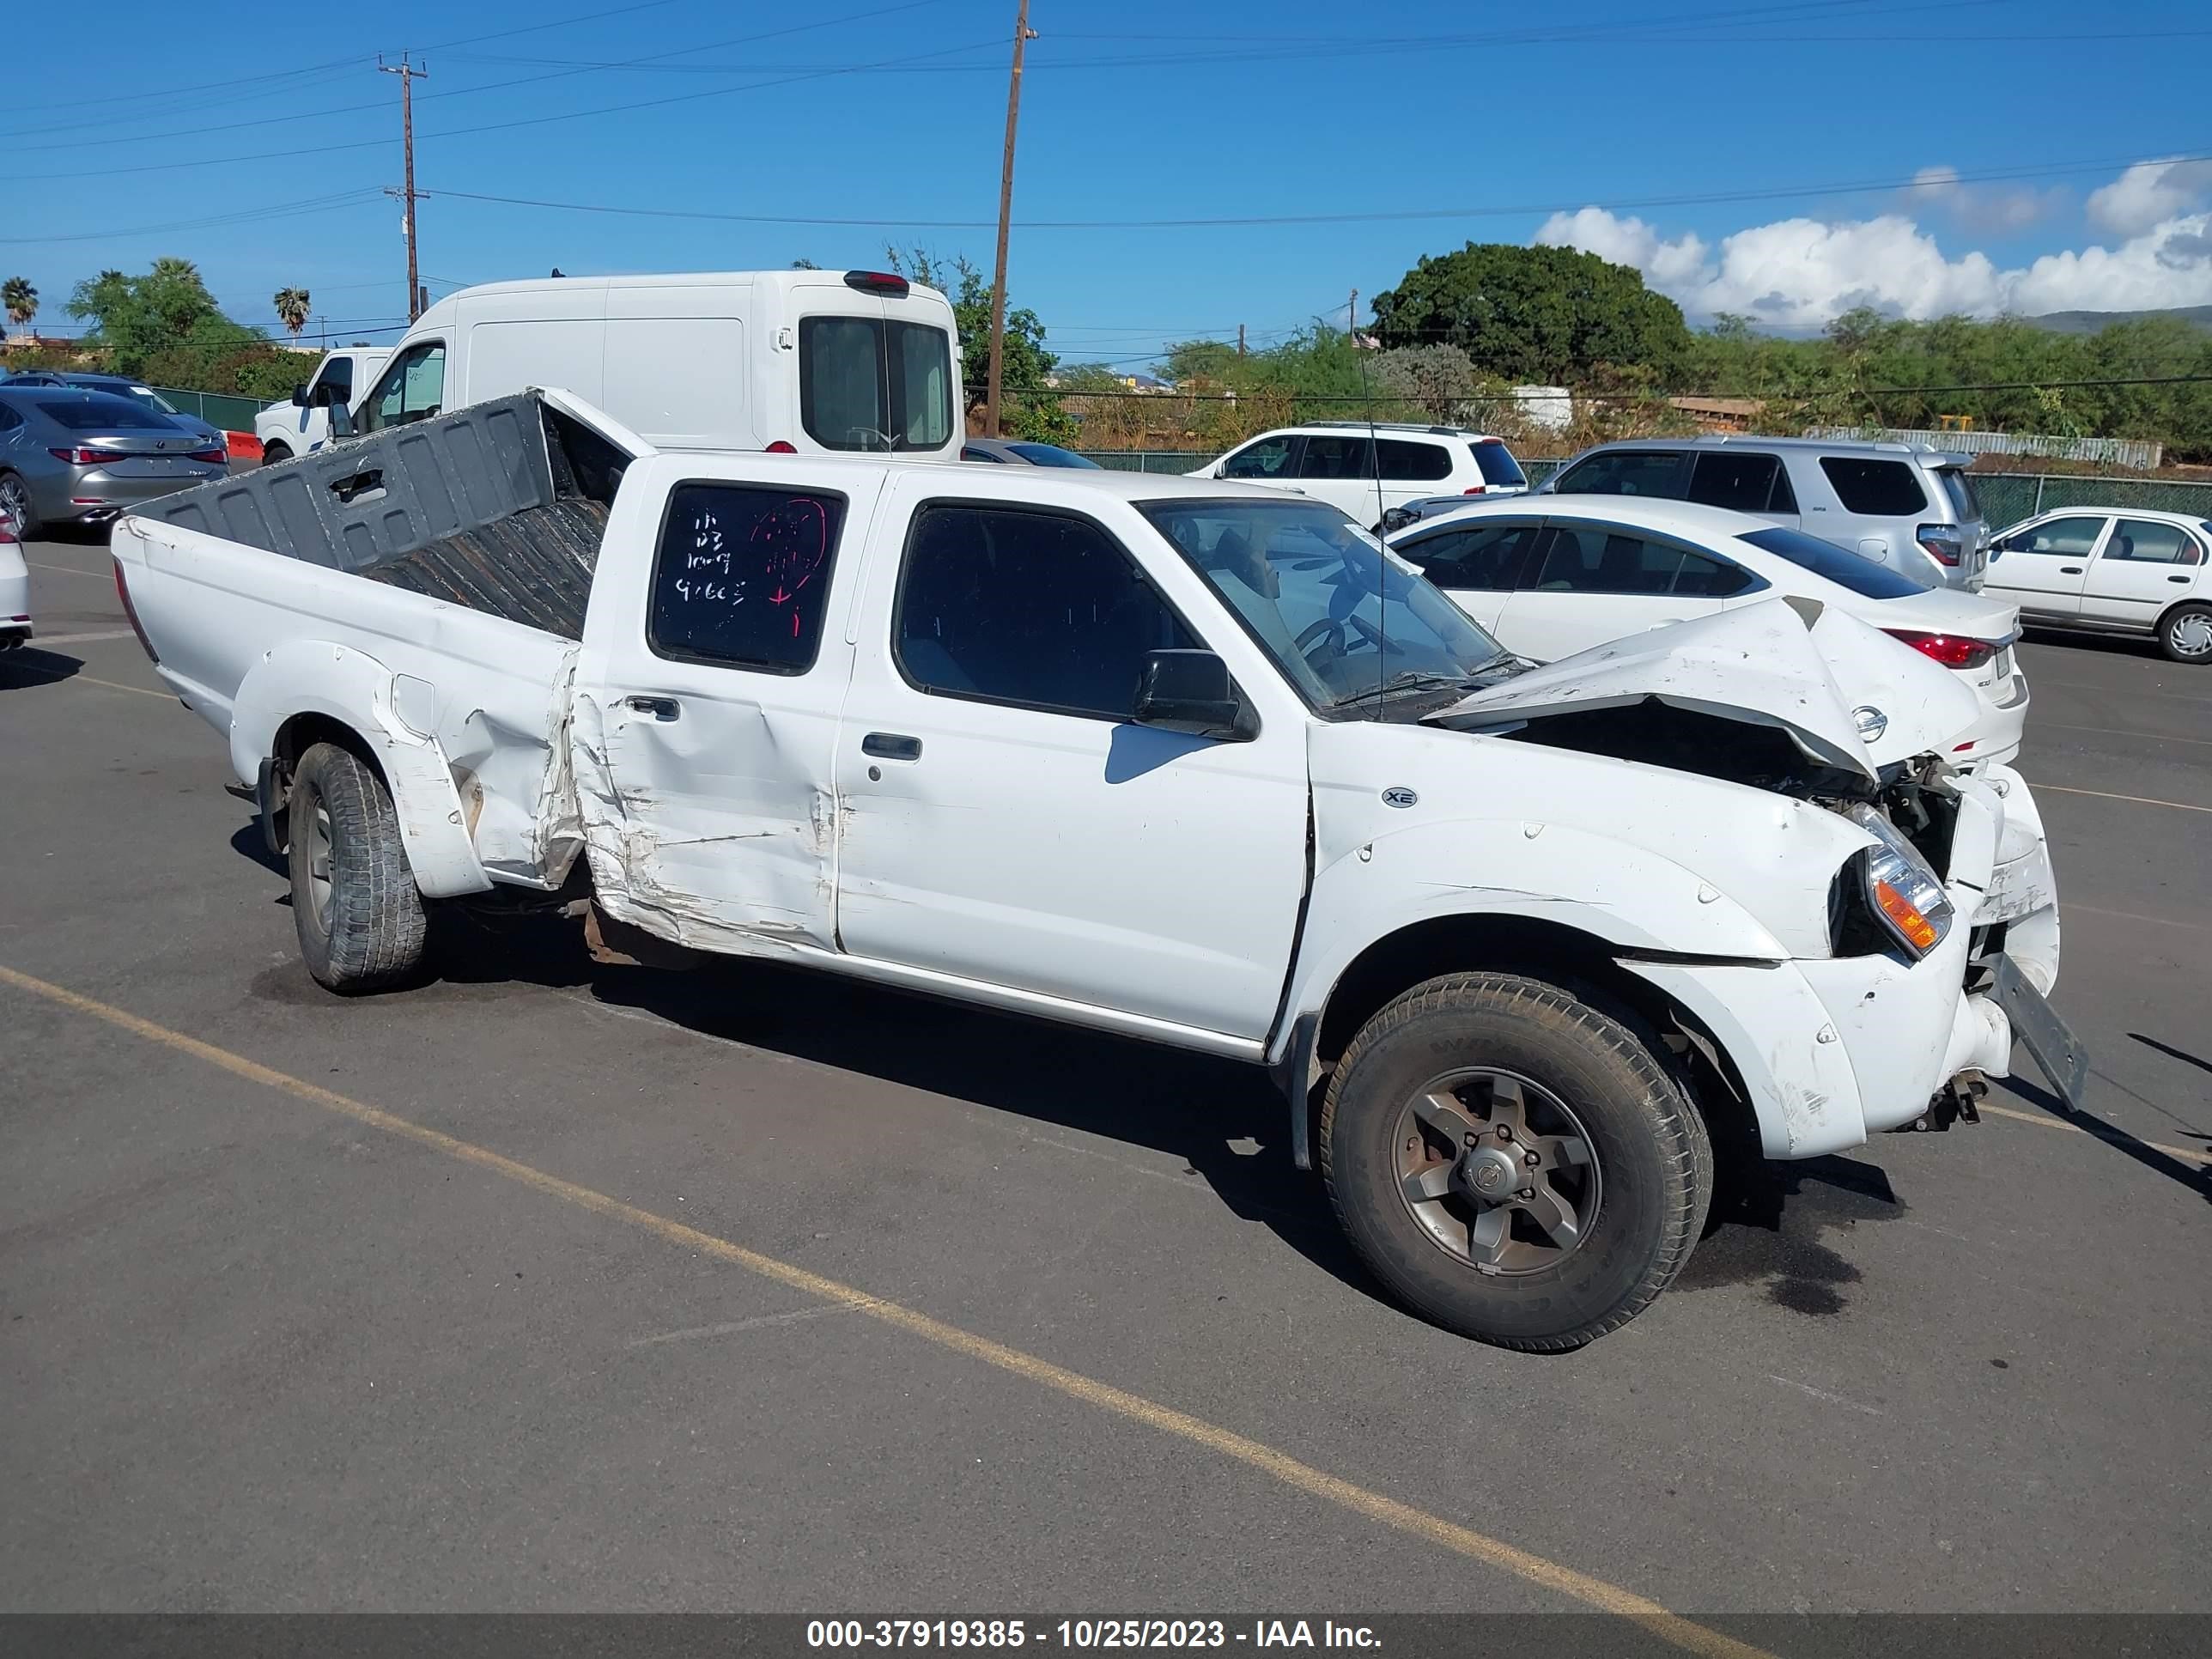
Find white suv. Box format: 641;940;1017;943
1190;422;1528;526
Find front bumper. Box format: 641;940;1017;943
1622;765;2071;1159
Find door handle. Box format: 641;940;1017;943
624;696;680;721
861;732;922;761
2172;575;2192;584
2060;566;2083;574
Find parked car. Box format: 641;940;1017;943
1539;436;1990;592
1983;507;2212;664
1;501;29;649
255;346;392;465
0;371;226;451
1188;422;1528;527
1389;497;2029;768
113;387;2074;1351
328;269;963;458
960;437;1102;467
0;388;228;536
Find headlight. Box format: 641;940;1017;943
1846;803;1954;957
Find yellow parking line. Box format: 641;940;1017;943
2040;784;2212;815
1980;1101;2211;1166
0;962;1765;1659
0;665;171;701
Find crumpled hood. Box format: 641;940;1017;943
1429;596;1980;781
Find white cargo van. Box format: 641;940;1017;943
347;269;963;458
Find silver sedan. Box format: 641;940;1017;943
0;388;229;535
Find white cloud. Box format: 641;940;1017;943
1905;164;2057;233
1534;204;2212;325
2087;158;2212;236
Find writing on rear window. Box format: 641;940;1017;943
648;483;848;675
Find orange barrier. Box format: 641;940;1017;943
225;431;263;462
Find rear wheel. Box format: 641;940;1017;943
0;473;38;539
258;441;291;467
1320;972;1711;1352
288;742;428;994
2160;602;2212;665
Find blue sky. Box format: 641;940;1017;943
13;0;2212;362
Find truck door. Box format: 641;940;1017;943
573;465;884;952
830;478;1310;1042
776;273;957;459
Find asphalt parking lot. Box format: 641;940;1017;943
3;528;2208;1628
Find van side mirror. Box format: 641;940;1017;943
328;401;357;441
290;383;312;407
1133;649;1254;740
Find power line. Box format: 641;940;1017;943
420;147;2212;232
1018;374;2212;404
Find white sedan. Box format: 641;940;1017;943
1;503;30;650
1982;506;2212;664
1388;495;2029;768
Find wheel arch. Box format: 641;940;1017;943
1277;911;1762;1174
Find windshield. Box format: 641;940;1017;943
1138;498;1511;709
1007;441;1101;468
1739;525;1934;598
799;316;955;452
1935;466;1979;520
1473;442;1528;488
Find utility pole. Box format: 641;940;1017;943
1348;289;1358;337
984;0;1036;438
380;56;428;323
1237;323;1246;358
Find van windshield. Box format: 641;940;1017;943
800;317;955;452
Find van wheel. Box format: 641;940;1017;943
289;742;428;994
0;473;38;538
2160;602;2212;664
259;442;291;467
1319;972;1711;1352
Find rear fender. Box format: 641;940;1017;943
232;640;491;898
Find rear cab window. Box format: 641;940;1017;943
799;317;954;452
1551;449;1688;499
1819;457;1928;516
648;483;848;674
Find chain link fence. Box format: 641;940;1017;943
151;386;266;432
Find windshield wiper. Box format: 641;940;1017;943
1330;671;1482;708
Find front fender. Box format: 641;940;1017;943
1272;817;1795;1067
232;640;491;899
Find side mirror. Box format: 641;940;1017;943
289;383;313;407
327;401;358;441
1133;649;1254;740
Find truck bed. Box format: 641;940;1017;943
126;391;628;641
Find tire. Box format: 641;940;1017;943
2159;601;2212;665
1319;972;1711;1352
0;472;39;539
288;741;428;994
259;442;291;467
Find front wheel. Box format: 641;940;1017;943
2160;602;2212;664
289;742;428;993
1319;973;1711;1352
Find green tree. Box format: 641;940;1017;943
882;246;1070;441
272;287;312;337
1370;244;1692;381
3;276;36;338
65;258;258;374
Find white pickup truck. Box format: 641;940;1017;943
112;390;2081;1351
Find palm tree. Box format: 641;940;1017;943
273;287;312;337
3;276;36;340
